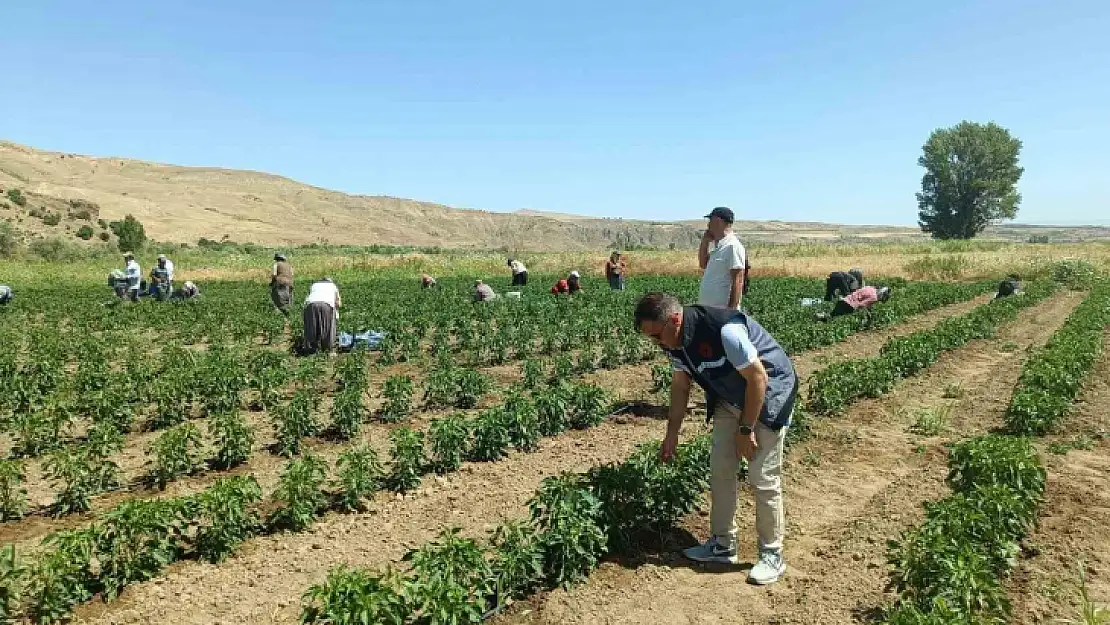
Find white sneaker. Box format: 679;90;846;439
748;549;786;585
683;536;738;564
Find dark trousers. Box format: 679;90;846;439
830;300;855;318
512;271;528;287
302;302;336;354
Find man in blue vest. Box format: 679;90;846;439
635;292;798;585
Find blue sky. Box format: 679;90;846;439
2;0;1108;226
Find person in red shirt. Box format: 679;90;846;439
552;271;583;295
420;273;437;289
818;285;891;321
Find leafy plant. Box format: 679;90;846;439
569;384;609;430
428;413;471;474
330;387;368;440
193;476;263;563
534;384;571;436
148;422;204;489
402;527;494;624
454;369;490;409
0;459;28;520
208;410;256;469
94;498;192;600
489;519;544;605
24;528;98;624
380;375;414;422
469;408;511;462
334;444;384;512
521;358;545;390
0;545;24;622
268;454;329;532
44;446;118;516
274;389;320;457
300;566;410;625
907;405;950;436
529;473;608;588
387;427;426;493
650;363;672;395
504;392;541;452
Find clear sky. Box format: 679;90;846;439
2;0;1108;226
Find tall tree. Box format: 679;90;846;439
110;214;147;252
916;121;1023;239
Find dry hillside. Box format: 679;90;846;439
2;140;1107;250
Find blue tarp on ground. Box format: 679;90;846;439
338;330;387;351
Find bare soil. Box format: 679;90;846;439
497;292;1086;625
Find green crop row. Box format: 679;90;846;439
0;377;614;624
807;281;1057;416
299;435;712;625
884;434;1046;624
1005;284;1110;435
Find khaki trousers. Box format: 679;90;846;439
710;402;786;553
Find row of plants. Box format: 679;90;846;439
807;281;1057;415
0;379;616;622
1005;283;1110;435
299;435;712;625
884;434;1046;623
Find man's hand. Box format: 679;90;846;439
736;430;758;461
660;432;680;463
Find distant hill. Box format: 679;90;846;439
2;140;1107;250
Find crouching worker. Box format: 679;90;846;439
421;273;438;289
302;278;341;355
993;274;1021;300
635;292;798;585
172;281;200;300
817;285;891;321
0;284;12;306
824;268;863;301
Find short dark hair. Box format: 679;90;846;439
634;292;682;330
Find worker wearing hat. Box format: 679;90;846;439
698;206;747;310
123;252;141;302
270;253;294;314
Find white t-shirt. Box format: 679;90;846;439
698;233;746;308
163;259;175;281
125;260;141;289
305;281;339;308
510;260;527;275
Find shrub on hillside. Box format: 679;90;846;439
6;189;26;207
42;213;62;226
76;225;95;240
109;214;146;252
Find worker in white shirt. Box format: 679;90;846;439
302;278;341;355
157;254;175;282
698;207;747;310
0;284;12;306
508;259;529;286
123;253;142;302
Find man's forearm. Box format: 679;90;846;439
667;381;690;437
742;376;766;428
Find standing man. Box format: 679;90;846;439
123;253;141;302
605;252;627;291
508;258;529;287
302;278;341;355
635;292;797;585
698;207;746;309
271;253;294;314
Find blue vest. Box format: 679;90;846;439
667;306;797;429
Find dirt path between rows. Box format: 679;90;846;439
0;292;991;549
1008;331;1110;624
500;292;1085;625
67;293;1002;625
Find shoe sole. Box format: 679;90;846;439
684;551;739;565
747;569;786;585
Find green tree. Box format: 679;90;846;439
0;222;18;258
916;121;1023;240
110;214;147;252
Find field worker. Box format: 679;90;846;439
635;292;797;585
567;270;582;294
474;279;498;302
824;268;864;301
508;258;529;286
176;281;200;300
993;274;1022;300
0;284;12;305
698;207;747;309
123;253;141;302
818;285;891;321
605;251;627;290
303;278;341;354
421;273;438;289
271;253;295;314
149;259;173;300
157;254;175;282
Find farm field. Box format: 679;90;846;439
0;261;1107;624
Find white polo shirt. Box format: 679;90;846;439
698;232;746;308
305;281;339;308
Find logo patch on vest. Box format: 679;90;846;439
697;341;715;359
